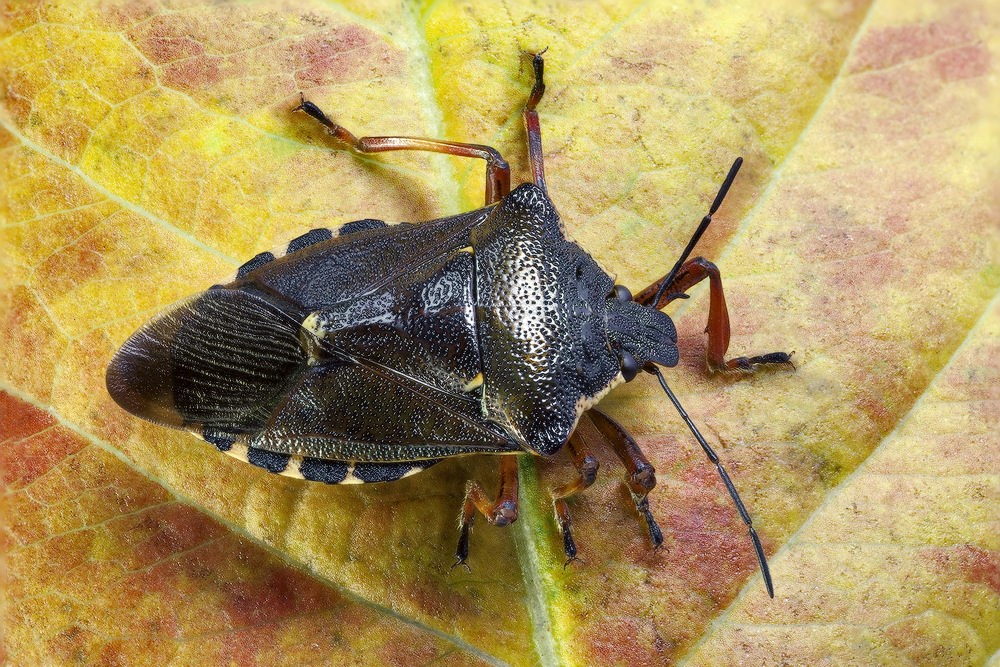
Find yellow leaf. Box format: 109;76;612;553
2;0;998;664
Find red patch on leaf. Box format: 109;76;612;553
294;27;400;88
851;19;973;73
35;118;93;164
139;36;206;64
0;392;56;445
224;555;343;627
101;0;160;30
162;55;225;91
856;65;941;104
128;12;203;63
933;44;990;81
128;503;225;570
4;71;44;126
662;468;760;600
47;625;104;665
931;544;1000;594
0;125;13;150
37;246;106;295
224;628;272;667
1;426;83;489
856;394;894;429
584;616;668;667
375;638;446;667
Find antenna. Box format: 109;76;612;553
651;366;774;598
653;157;743;307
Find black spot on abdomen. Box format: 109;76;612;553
247;447;291;473
237;251;276;279
338;219;385;236
286;229;334;254
300;458;349;484
352;460;440;483
203;429;235;452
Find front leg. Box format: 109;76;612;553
635;257;794;374
551;427;601;565
455;455;520;568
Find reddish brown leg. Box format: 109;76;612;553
455;455;519;568
634;257;793;374
294;96;511;205
586;409;664;548
551;422;600;565
522;51;547;192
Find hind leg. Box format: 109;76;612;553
455;455;519;567
294;96;510;205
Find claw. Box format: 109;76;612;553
520;46;549;61
454;522;472;568
557;512;579;565
634;493;664;548
712;351;796;375
562;528;578;565
292;96;336;128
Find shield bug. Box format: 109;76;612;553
106;53;792;596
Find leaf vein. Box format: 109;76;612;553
0;382;511;667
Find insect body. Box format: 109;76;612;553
106;54;791;595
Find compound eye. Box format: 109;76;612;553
620;350;639;382
612;285;632;302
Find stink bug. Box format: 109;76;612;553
106;53;792;596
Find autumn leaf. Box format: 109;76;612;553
2;0;998;665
